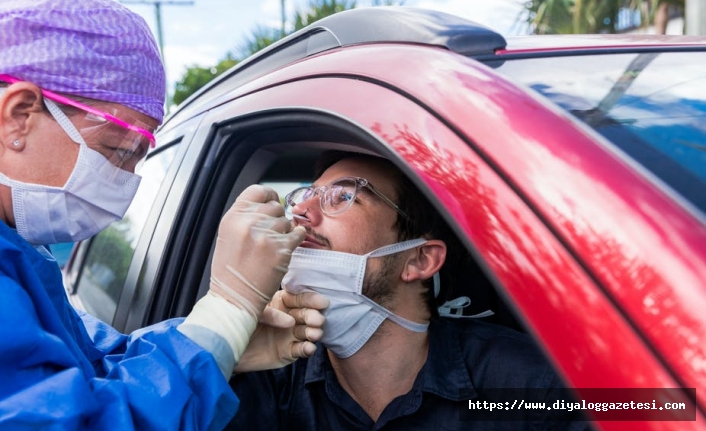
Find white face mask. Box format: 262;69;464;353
282;238;430;358
0;97;141;245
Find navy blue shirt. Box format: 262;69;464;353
228;319;589;430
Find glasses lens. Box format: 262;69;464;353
284;187;310;219
284;178;360;218
321;178;358;215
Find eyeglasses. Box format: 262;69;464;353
0;74;156;147
284;176;410;221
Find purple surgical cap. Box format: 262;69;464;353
0;0;165;122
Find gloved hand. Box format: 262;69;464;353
234;290;329;373
209;185;305;317
178;185;306;378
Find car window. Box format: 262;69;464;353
495;51;706;215
75;145;179;324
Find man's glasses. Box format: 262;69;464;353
284;176;410;221
0;74;156;147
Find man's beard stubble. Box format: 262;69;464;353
361;254;400;308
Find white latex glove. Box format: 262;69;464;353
234;290;329;373
209;185;305;316
178;185;305;378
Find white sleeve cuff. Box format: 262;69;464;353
177;291;258;378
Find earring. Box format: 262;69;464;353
12;140;20;147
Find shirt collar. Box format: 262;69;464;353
304;342;327;385
303;318;476;401
421;318;476;401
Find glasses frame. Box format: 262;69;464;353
0;74;156;147
285;176;411;221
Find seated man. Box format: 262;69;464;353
228;151;587;430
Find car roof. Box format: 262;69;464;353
161;6;706;131
161;6;507;129
503;34;706;54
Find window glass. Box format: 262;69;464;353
76;145;178;324
496;52;706;213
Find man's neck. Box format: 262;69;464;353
328;320;430;423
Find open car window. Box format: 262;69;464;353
178;116;525;335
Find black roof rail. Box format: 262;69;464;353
163;7;506;127
314;6;506;56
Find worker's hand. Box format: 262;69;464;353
234;290;329;373
209;185;306;319
178;185;306;378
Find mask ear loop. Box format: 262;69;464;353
43;98;86;145
434;271;495;319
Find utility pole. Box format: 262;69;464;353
121;0;193;112
281;0;286;37
121;0;193;60
686;0;706;35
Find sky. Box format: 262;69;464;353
122;0;529;98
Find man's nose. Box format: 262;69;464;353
291;195;321;226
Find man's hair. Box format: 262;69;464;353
314;151;470;318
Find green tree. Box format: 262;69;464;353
173;0;404;104
172;53;238;106
525;0;684;35
86;222;134;300
236;25;285;59
287;0;402;46
292;0;356;31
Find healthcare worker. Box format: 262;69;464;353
0;1;326;430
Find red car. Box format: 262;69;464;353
63;7;706;430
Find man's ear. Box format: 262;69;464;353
0;82;45;151
401;239;447;283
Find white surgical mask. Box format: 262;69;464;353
282;239;496;358
282;238;431;358
0;97;141;245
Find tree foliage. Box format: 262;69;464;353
235;25;286;59
173;0;405;106
292;0;356;31
525;0;684;35
174;0;363;106
86;222;134;300
172;54;237;106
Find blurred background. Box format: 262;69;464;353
120;0;703;114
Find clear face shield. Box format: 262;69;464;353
0;74;156;179
63;105;155;174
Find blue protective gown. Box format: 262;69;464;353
0;221;239;430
